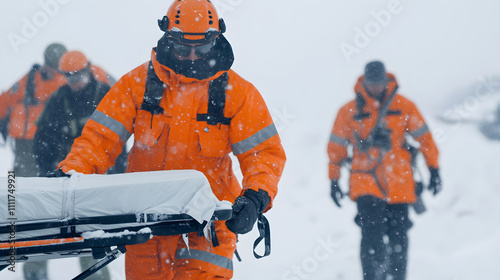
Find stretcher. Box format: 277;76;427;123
0;170;232;279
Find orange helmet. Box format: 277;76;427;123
158;0;226;44
59;51;89;74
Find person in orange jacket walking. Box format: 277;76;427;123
0;44;115;177
327;61;442;280
0;43;67;178
55;1;286;279
0;44;115;280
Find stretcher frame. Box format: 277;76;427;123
0;209;232;280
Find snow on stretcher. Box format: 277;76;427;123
0;170;232;241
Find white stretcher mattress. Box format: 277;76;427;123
0;170;231;241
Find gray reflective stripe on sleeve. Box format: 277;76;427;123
175;248;233;270
90;110;132;143
410;124;429;138
330;134;350;146
231;123;278;155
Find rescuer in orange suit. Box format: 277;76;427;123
327;61;442;280
55;1;286;279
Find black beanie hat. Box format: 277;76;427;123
44;43;67;69
364;61;387;84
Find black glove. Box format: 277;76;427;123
226;189;270;235
428;167;442;195
45;169;70;178
330;180;344;207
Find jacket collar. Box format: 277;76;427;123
150;49;226;87
354;73;398;109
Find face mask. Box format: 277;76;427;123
156;34;234;80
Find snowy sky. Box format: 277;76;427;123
1;1;500;279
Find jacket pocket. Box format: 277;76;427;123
134;110;168;147
195;122;231;158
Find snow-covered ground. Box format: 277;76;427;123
1;1;500;279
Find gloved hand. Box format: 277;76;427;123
226;189;270;235
428;167;442;195
45;169;70;178
330;180;344;207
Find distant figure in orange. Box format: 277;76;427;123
327;61;442;280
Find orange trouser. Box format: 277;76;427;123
125;221;236;280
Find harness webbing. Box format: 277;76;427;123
25;64;41;106
140;62;165;115
351;82;399;196
22;64;41;138
141;62;231;126
197;72;231;126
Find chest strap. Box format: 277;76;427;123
140;62;165;115
141;62;231;126
197;72;231;125
25;64;41;106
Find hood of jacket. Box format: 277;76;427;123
154;33;234;82
151;48;228;87
354;73;399;110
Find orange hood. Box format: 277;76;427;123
354;73;399;109
151;49;226;86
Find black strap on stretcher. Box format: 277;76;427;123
253;214;271;259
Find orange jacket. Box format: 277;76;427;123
59;50;286;207
0;65;114;140
0;66;66;139
328;73;439;204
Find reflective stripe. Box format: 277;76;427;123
330;134;350;146
175;248;233;270
90;110;132;143
410;124;429;138
232;124;278;155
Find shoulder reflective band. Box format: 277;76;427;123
90;110;132;143
330;134;350;146
175;248;233;270
410;124;429;138
232;123;278;155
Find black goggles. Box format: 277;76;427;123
171;40;216;58
61;66;90;83
167;30;221;44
